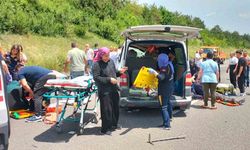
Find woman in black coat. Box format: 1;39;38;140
93;47;127;135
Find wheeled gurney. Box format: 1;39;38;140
43;76;99;134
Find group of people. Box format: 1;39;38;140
2;41;249;135
191;49;249;110
60;43;125;135
1;42;126;135
2;42;175;135
226;50;250;93
63;43;121;79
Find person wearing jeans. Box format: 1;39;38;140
16;65;56;122
197;51;219;109
149;51;175;130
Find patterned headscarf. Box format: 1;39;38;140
93;47;110;62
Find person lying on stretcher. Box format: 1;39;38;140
15;64;67;123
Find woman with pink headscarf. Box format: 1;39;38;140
93;47;127;135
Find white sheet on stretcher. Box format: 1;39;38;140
45;76;94;89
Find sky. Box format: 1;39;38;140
137;0;250;35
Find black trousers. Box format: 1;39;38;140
33;74;56;115
229;65;237;88
238;75;245;93
99;91;120;133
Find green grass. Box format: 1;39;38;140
0;33;117;71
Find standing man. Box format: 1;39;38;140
195;49;203;68
64;42;87;78
226;52;238;88
16;65;56;122
85;44;94;75
235;50;247;96
243;51;250;87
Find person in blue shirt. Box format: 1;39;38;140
197;51;219;109
16;65;56;122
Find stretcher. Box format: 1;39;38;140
43;76;99;134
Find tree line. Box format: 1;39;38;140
0;0;249;48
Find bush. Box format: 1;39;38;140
74;25;87;37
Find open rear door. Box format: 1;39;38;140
121;25;201;42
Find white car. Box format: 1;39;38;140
0;62;10;150
117;25;201;110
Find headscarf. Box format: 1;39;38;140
157;53;174;73
93;47;110;62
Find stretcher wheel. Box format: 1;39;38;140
79;128;84;135
92;115;99;124
56;125;62;133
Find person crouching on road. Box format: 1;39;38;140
15;65;56;122
149;53;175;130
197;51;219;109
92;47;127;135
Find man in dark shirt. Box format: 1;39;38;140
235;50;247;96
16;65;56;122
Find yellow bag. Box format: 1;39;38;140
133;66;158;89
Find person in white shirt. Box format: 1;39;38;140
85;44;94;75
226;52;238;88
109;47;120;69
195;49;203;68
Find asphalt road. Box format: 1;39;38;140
8;61;250;150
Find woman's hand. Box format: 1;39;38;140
110;77;118;84
119;67;128;74
27;91;34;100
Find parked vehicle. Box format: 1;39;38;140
201;46;226;64
117;25;201;110
0;62;10;150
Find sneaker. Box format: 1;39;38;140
239;93;246;96
163;126;171;130
100;131;112;136
25;115;42;123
